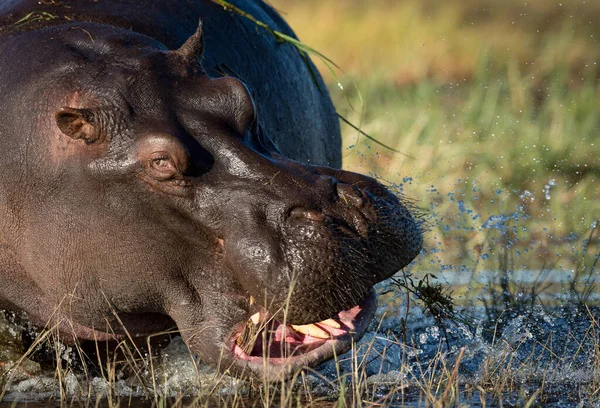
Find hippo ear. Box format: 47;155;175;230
173;20;204;64
55;107;102;144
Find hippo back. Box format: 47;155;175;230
0;0;341;167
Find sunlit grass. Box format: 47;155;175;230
270;0;600;84
270;0;600;273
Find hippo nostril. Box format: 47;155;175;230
290;207;326;222
337;183;364;208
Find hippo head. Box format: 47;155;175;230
2;23;422;380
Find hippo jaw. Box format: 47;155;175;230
223;289;377;380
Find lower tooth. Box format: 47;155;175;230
319;319;341;329
250;312;261;325
291;324;330;339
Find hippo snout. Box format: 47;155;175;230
283;176;422;322
210;157;423;325
212;165;423;379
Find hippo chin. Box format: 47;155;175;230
0;0;422;381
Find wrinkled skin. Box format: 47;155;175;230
0;0;422;380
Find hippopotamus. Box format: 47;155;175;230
0;0;422;380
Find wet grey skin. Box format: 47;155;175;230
0;0;423;380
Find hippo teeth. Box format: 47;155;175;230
249;312;261;325
290;323;330;339
236;312;340;353
319;318;341;329
231;290;376;366
235;306;359;359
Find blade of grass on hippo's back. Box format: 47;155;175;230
13;11;58;26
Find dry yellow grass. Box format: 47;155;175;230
269;0;599;84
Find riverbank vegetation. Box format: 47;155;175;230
270;0;599;277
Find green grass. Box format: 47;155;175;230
271;0;600;273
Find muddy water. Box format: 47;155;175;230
0;277;598;407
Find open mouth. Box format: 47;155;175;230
228;289;377;369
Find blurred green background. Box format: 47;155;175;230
269;0;599;278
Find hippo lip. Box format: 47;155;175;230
223;288;377;380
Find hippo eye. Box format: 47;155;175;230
147;152;178;180
152;156;171;169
